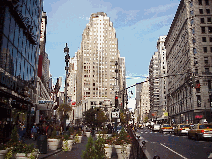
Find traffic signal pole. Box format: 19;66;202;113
115;61;118;133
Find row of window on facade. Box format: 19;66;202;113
193;47;212;54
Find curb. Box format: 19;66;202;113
39;149;63;159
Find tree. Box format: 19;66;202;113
57;103;72;131
83;108;108;129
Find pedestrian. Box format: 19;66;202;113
31;123;38;141
18;122;25;142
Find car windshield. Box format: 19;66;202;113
163;125;171;127
180;125;190;128
199;125;212;129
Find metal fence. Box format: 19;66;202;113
128;127;147;159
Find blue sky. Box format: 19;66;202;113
43;0;181;93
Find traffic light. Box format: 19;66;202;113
115;96;118;108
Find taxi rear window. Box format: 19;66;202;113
163;125;171;127
180;125;190;128
199;125;212;129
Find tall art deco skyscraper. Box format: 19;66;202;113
76;12;125;110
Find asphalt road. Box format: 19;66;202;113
136;128;212;159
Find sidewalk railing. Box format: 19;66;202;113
128;127;147;159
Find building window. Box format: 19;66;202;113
197;95;201;107
205;67;210;73
201;27;205;33
199;0;202;5
191;19;194;25
199;9;203;14
208;17;212;23
210;37;212;42
202;37;206;42
194;58;198;65
201;18;205;23
211;47;212;52
208;80;211;90
205;0;209;5
204;57;208;64
203;47;207;52
195;69;198;74
209;27;212;33
193;48;197;54
192;28;195;34
206;9;210;14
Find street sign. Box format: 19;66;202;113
112;112;119;118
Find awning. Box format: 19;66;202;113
34;103;54;110
157;117;168;120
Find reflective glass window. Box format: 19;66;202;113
13;49;17;76
17;53;21;78
7;42;14;74
18;29;23;53
3;8;10;37
24;61;28;81
22;4;26;17
9;17;15;43
14;24;19;48
22;37;26;57
0;36;8;69
21;58;24;80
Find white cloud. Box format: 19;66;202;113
144;3;179;15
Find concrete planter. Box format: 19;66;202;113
85;132;91;138
47;139;62;150
104;144;112;158
0;148;9;159
62;140;73;151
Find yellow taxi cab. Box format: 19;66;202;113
188;123;212;140
173;124;190;136
159;124;173;133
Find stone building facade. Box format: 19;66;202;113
165;0;212;124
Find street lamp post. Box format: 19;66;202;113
64;43;70;105
63;43;70;130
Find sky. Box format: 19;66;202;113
43;0;181;102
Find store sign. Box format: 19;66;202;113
38;100;54;104
195;115;203;119
0;72;22;93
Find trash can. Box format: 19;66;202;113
37;135;47;154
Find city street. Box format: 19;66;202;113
136;128;212;159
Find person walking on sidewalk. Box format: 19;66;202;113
31;123;39;141
18;122;26;142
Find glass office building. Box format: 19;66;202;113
0;0;43;142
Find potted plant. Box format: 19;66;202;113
47;128;62;150
0;143;10;159
114;128;132;159
82;136;106;159
85;128;91;138
69;127;75;138
74;130;83;143
103;136;113;158
10;141;38;159
62;133;74;151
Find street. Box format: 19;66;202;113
136;128;212;159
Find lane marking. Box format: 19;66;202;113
160;143;188;159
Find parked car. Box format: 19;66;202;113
174;124;190;136
159;124;173;133
152;124;160;132
188;123;212;140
